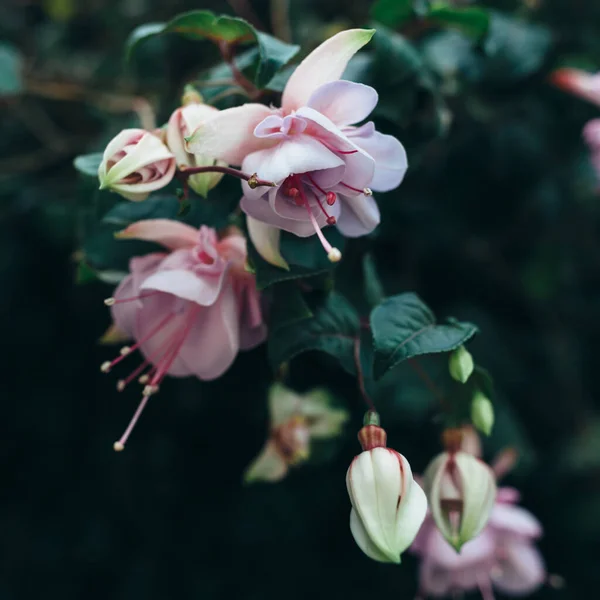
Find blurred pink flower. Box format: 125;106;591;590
412;487;545;599
550;68;600;107
101;219;266;450
186;29;407;263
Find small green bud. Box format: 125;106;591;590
363;410;380;427
471;390;494;436
449;345;474;383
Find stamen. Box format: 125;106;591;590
100;313;175;374
104;292;159;306
363;188;373;196
113;393;151;452
293;176;342;263
326;192;337;206
139;374;150;384
117;359;151;392
340;182;366;194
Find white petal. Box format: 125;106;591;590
350;508;398;563
185;104;277;165
282;29;375;112
247;216;289;270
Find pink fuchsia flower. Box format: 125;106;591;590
412;487;545;600
550;68;600;107
346;414;427;564
101;219;266;450
98;129;176;201
244;384;349;483
187;29;408;264
166;101;226;198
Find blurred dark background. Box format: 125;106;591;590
2;0;600;598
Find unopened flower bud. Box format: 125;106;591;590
166;103;225;197
471;390;494;436
448;345;474;383
98;129;176;202
346;414;427;563
423;450;496;551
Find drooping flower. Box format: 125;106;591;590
98;129;176;201
412;435;546;600
423;449;497;551
187;29;408;264
101;219;266;450
244;384;349;483
346;412;427;564
166;99;226;197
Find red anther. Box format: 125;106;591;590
326;192;337;206
326;216;337;226
287;187;299;198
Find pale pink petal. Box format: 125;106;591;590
496;487;521;504
492;539;546;595
489;504;543;539
111;253;166;338
177;281;240;380
282;29;375;112
140;268;228;307
243;135;345;183
241;194;317;237
238;280;267;350
247;215;289;270
336;193;380;237
307;81;378;127
296;107;375;189
425;527;496;570
185;104;277;165
114;219;199;250
134;293;194;377
346;123;407;192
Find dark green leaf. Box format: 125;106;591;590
0;42;23;96
370;293;478;379
371;0;414;28
126;10;299;88
269;282;313;332
268;292;360;374
74;153;103;177
428;5;490;40
248;228;345;290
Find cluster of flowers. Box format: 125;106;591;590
94;27;548;599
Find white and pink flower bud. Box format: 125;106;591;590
98;129;176;201
166;102;226;197
423;447;496;551
346;413;427;564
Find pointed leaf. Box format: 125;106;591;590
268;292;360;374
74;153;103;177
126;10;299;88
370;293;478;380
